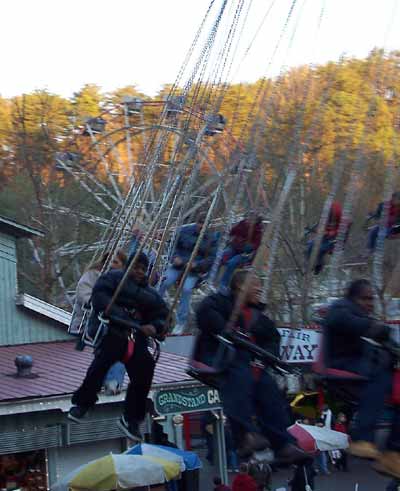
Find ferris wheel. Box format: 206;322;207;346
46;0;400;324
51;94;260;299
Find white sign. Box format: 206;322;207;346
278;328;321;364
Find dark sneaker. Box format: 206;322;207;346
117;415;143;441
275;443;311;465
68;405;89;423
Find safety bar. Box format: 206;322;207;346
218;331;291;373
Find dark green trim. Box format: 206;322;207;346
0;215;44;238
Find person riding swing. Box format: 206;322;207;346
195;269;309;464
68;252;169;441
323;279;400;477
365;192;400;254
305;201;351;275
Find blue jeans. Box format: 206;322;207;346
104;361;125;386
220;247;252;289
368;225;392;251
225;425;239;470
219;356;295;451
386;479;400;491
306;236;334;269
316;451;329;474
333;347;400;449
158;266;198;326
227;449;239;470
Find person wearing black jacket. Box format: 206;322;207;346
195;270;307;464
68;253;168;441
324;279;400;476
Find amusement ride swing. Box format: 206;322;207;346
60;0;400;473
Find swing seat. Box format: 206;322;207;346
187;336;236;389
312;347;367;405
388;225;400;239
186;362;223;389
82;117;106;135
123;96;143;115
313;346;366;381
204;113;226;136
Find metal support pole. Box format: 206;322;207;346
173;414;184;449
214;409;228;485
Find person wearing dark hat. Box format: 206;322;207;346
68;252;169;441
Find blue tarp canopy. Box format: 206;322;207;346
126;443;202;470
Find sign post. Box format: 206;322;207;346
154;385;227;483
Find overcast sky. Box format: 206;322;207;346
1;0;399;98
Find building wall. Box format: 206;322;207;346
0;405;128;486
0;231;70;346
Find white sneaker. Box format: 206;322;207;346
172;324;185;335
104;380;121;396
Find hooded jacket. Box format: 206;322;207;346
174;224;217;272
323;297;374;364
195;291;280;364
90;269;168;348
372;201;400;228
69;268;101;335
230;219;263;252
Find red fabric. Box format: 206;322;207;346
325;201;342;238
232;474;258;491
122;338;135;364
388;203;400;228
317;387;325;411
334;422;348;434
392;368;400;405
215;485;231;491
240;306;262;380
230;219;263;252
241;306;253;333
312;346;365;380
287;423;318;454
183;414;191;450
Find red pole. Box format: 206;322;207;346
183;414;191;450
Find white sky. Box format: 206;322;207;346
1;0;399;98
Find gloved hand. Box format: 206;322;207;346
365;321;390;342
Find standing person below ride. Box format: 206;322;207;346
306;201;349;275
68;252;168;441
324;279;400;477
219;211;263;291
366;192;400;253
195;270;308;464
159;213;216;334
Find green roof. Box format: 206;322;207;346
0;215;44;239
